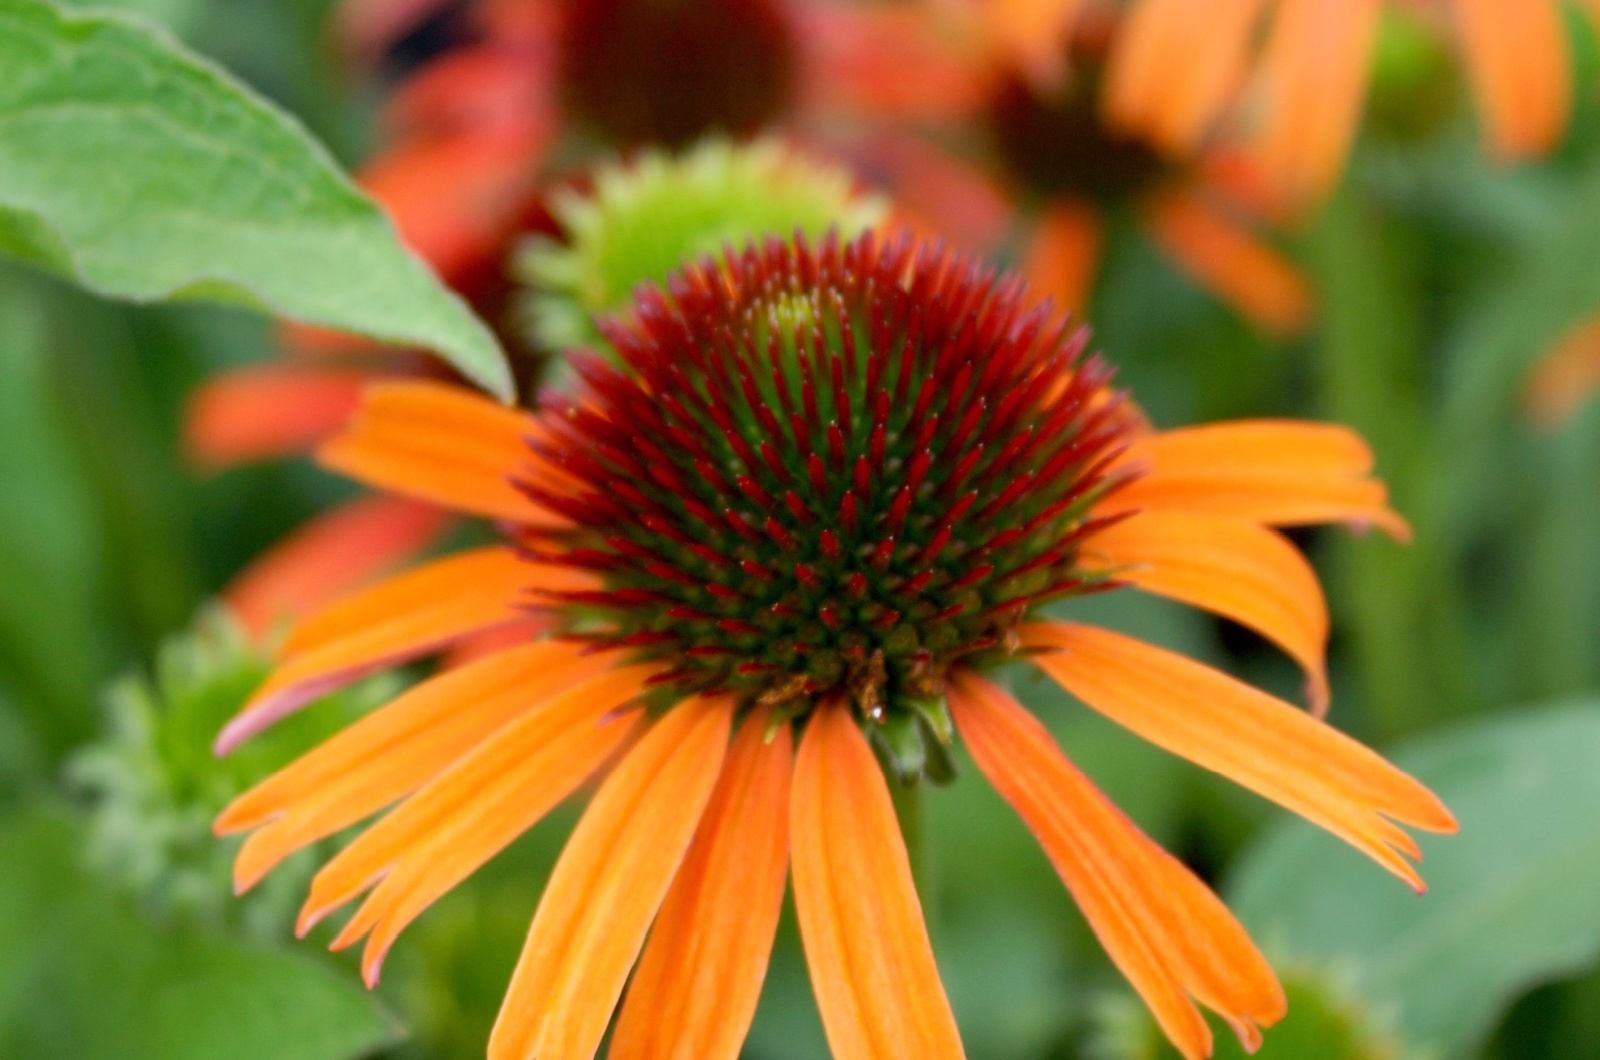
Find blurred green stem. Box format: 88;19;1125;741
891;779;934;913
1306;192;1475;740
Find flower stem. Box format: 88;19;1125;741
890;777;935;915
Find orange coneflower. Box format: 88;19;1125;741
1104;0;1578;208
215;229;1452;1060
883;1;1311;337
187;0;982;638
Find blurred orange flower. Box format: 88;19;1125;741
1105;0;1577;207
217;231;1451;1060
884;1;1312;336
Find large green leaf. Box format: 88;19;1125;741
0;0;512;399
0;808;400;1059
1229;701;1600;1057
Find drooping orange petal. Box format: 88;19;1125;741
223;496;452;643
1248;0;1382;207
1021;622;1458;889
317;381;558;524
335;0;462;63
856;132;1013;252
949;672;1284;1059
983;0;1088;89
358;123;548;288
1085;509;1331;714
217;548;579;753
441;616;553;668
488;697;734;1060
1525;314;1600;428
383;44;555;140
791;700;965;1060
308;665;660;985
1021;199;1103;319
1105;420;1411;540
1449;0;1571;160
798;0;987;121
609;707;793;1060
215;640;616;891
1103;0;1266;152
185;366;376;470
1141;188;1313;337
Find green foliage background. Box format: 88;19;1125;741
3;0;1600;1058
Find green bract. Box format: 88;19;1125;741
516;137;887;356
0;0;512;398
67;611;390;936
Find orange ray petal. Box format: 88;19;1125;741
791;700;964;1060
1104;0;1266;152
217;547;577;753
1021;622;1458;889
1104;420;1411;540
855;132;1014;252
223;496;451;643
335;0;461;63
949;672;1284;1059
1524;314;1600;428
798;0;987;121
984;0;1089;89
1141;188;1313;337
360;124;548;284
185;366;376;470
1249;0;1382;207
1022;199;1103;320
1084;509;1331;714
311;669;659;985
382;44;554;140
609;707;793;1060
317;381;558;524
488;697;734;1060
215;640;616;890
1450;0;1571;160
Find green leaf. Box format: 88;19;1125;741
58;0;201;32
0;0;512;399
0;272;104;755
0;807;401;1059
1229;701;1600;1058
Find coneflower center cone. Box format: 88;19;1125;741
558;0;798;148
520;231;1136;767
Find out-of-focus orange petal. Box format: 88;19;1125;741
1021;622;1458;889
1105;420;1411;540
1249;0;1382;207
334;0;461;62
1524;314;1600;428
981;0;1088;89
1141;188;1313;336
791;700;964;1060
610;708;793;1060
854;132;1013;251
317;381;556;524
1449;0;1571;160
215;640;615;891
1086;509;1331;714
488;697;734;1060
1022;199;1103;319
949;673;1284;1059
185;366;376;470
308;666;660;984
383;44;555;140
217;548;580;753
441;616;553;668
799;0;987;120
1104;0;1266;152
359;123;548;285
223;496;451;643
